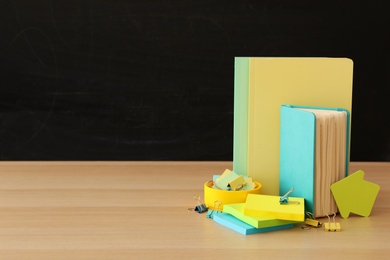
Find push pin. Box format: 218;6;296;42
193;194;208;214
206;200;222;219
305;212;322;228
280;188;294;204
324;212;341;232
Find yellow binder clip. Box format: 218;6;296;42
305;212;322;228
324;213;341;232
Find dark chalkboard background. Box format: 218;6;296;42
0;1;389;161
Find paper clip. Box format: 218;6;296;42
280;187;296;204
206;200;222;219
324;212;341;232
193;194;208;214
305;212;322;228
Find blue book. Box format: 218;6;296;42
213;212;295;235
279;104;350;217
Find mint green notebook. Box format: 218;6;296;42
233;57;249;177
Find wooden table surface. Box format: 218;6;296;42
0;161;388;259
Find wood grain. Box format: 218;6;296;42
0;161;388;259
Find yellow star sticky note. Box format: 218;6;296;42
330;170;380;218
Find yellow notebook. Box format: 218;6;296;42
244;194;305;222
233;57;354;195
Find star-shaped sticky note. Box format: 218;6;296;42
330;170;380;218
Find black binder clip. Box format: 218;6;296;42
206;200;222;219
193;194;208;214
280;188;294;204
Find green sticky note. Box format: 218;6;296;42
215;170;243;190
331;170;380;218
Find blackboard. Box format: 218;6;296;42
0;1;389;161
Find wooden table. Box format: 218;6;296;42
0;162;388;259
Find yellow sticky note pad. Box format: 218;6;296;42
244;194;305;222
330;170;380;218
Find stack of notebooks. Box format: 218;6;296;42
214;57;355;234
212;194;305;235
233;57;354;196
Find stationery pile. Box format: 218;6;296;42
211;192;304;235
197;57;380;235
